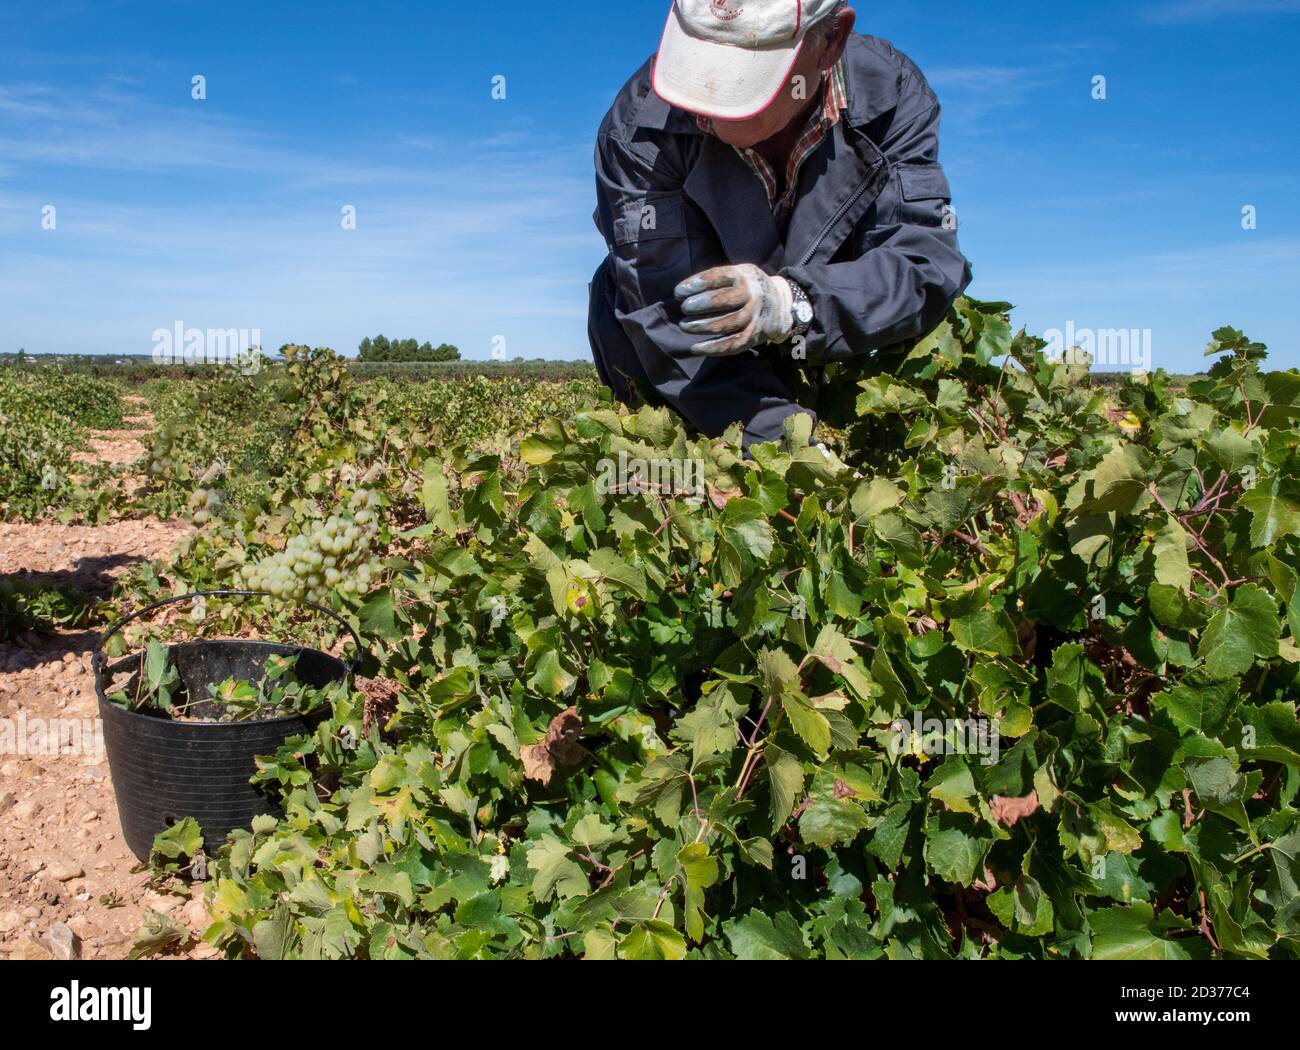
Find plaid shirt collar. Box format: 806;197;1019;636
695;61;848;222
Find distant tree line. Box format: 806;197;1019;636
358;335;461;362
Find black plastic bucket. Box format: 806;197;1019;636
93;590;363;862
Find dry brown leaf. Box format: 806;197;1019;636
989;791;1040;827
707;484;741;510
520;743;555;785
546;708;587;763
521;707;588;785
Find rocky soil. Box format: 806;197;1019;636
0;401;212;960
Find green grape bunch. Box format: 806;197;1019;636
147;424;184;480
188;487;223;526
238;488;383;604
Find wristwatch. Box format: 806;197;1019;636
787;279;814;338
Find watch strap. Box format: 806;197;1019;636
787;279;812;337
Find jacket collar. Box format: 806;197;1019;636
841;35;903;128
630;73;700;133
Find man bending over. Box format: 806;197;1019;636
588;0;970;447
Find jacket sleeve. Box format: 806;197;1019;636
594;129;813;446
781;67;971;361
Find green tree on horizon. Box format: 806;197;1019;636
358;335;460;362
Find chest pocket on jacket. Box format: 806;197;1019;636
612;193;692;307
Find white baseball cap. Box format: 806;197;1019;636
653;0;844;120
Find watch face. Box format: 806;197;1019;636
794;302;814;325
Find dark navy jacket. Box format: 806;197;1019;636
587;33;971;446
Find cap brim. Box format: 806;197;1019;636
652;6;803;121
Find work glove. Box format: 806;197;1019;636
675;264;794;357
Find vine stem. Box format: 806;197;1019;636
1199;890;1222;954
651;875;678;920
575;851;613;875
734;695;775;801
658;656;808;922
1232;842;1275;865
1148;483;1234;588
736;746;766;800
953;531;990;556
687;772;704;829
735;657;815;801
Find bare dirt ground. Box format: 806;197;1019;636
0;401;213;960
70;402;153;470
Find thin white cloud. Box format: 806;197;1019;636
0;79;588;189
925;64;1037;119
1144;0;1300;23
926;66;1034;91
0;75;606;359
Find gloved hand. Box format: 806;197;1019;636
675;264;794;357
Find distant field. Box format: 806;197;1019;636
1092;371;1199;389
0;353;598;385
1;354;1206;389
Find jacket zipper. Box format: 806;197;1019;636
797;171;876;267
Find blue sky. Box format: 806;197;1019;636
1;0;1297;372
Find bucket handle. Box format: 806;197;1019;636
92;589;365;676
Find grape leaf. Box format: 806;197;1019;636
1197;583;1280;680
